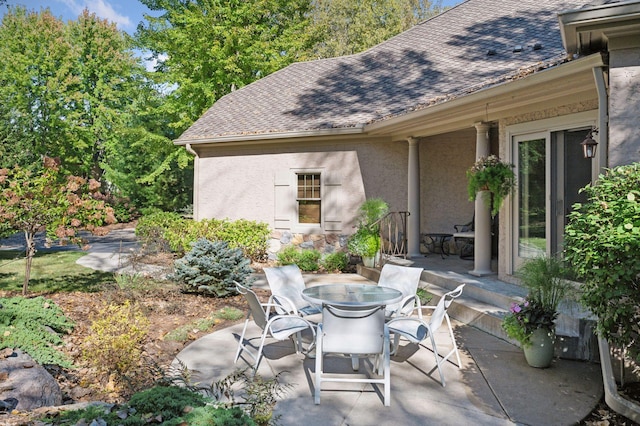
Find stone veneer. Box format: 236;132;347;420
267;230;349;260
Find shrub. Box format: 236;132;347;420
172;238;254;297
0;296;74;367
82;301;150;381
320;251;348;272
54;386;256;426
564;162;640;362
276;246;321;271
135;213;269;262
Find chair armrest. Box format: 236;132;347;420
266;295;299;316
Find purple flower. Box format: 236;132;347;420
510;302;522;313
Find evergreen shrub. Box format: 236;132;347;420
172;238;254;297
0;296;74;367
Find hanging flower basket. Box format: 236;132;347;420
466;155;516;217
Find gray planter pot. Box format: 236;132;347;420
598;337;640;423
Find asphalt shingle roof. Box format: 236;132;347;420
177;0;608;142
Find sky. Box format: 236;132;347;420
3;0;464;35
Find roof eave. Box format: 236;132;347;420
173;124;366;146
558;1;640;55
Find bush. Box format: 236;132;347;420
172;238;254;297
135;213;269;262
564;162;640;362
82;301;150;382
320;251;348;272
53;386;255;426
0;296;74;367
276;246;321;271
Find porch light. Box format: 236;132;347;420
581;128;598;159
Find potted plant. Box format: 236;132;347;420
502;255;571;368
347;227;380;267
467;155;516;217
348;198;389;266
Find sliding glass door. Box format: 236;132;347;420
512;129;592;270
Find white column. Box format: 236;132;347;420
471;123;493;276
407;137;421;258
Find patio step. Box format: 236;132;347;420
358;265;599;362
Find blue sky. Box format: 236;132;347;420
3;0;463;35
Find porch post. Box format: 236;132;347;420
407;136;421;258
471;122;493;276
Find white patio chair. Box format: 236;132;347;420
386;284;465;387
234;282;316;370
377;263;424;319
315;304;391;406
264;264;321;316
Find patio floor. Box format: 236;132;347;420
172;271;603;426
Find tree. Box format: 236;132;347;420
0;157;116;295
0;7;146;181
305;0;444;58
136;0;314;132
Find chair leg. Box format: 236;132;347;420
445;315;462;368
253;329;271;370
429;333;446;387
314;332;323;405
383;331;391;406
234;318;251;363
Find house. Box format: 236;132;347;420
175;0;640;283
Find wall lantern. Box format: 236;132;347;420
581;128;598;159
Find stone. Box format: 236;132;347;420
0;350;62;411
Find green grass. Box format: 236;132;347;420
0;250;114;293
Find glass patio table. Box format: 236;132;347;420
302;284;402;371
301;284;402;309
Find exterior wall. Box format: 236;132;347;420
194;137;408;258
419;129;476;234
608;44;640;167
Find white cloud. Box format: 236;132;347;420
59;0;133;30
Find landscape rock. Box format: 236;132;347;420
0;350;62;411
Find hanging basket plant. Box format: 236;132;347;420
467;155;516;217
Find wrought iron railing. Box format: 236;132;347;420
374;211;409;266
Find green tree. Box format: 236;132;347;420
0;7;145;181
306;0;444;58
135;0;314;132
0;157;116;295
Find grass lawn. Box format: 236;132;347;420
0;250;114;293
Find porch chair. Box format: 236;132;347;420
386;284;465;387
377;263;424;319
315;304;391;406
264;264;321;316
453;217;475;259
234;282;316;370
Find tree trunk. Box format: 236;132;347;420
22;230;35;295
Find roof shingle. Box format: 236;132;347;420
177;0;609;142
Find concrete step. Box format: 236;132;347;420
359;265;599;361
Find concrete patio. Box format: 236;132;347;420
172;273;603;426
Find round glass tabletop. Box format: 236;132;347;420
302;284;402;308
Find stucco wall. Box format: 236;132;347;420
194;137;408;235
419;128;476;234
609;46;640;167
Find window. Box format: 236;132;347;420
297;173;321;224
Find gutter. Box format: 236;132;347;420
593;66;608;174
174;125;365;147
598;338;640;423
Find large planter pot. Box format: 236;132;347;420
523;328;555;368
